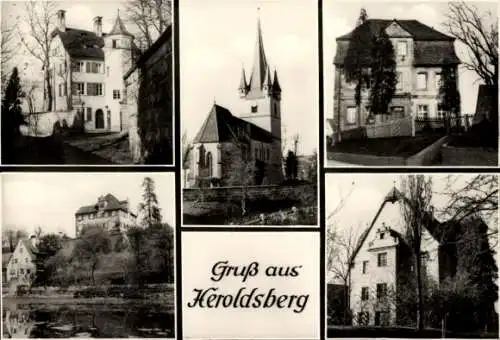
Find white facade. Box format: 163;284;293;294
6;239;38;284
349;194;440;326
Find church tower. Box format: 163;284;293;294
103;10;134;132
238;10;283;184
238;12;282;142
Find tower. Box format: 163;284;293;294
103;10;134;132
238;11;282;141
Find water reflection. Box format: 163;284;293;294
2;299;174;338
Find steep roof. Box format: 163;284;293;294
247;16;269;98
334;19;460;66
52;28;105;60
75;193;133;216
108;12;134;37
193;104;276;144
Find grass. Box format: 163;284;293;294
328;134;443;157
65;132;134;164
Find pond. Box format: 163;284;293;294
2;299;175;338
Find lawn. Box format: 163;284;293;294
328;134;443;157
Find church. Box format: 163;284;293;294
188;15;284;188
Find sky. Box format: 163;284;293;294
179;0;319;156
323;0;498;120
2;172;175;238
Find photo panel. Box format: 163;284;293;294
1;0;174;166
323;0;499;167
325;172;499;338
182;231;320;339
180;0;320;227
1;172;176;338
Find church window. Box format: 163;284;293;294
112;40;117;48
113;90;121;99
206;152;213;177
251;105;258;113
198;145;206;167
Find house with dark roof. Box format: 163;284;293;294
188;15;283;187
49;9;139;132
5;236;39;285
332;13;460;138
75;193;137;237
345;186;493;327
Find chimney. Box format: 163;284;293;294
57;9;66;32
93;16;103;37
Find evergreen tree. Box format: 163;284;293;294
369;30;397;115
138;177;162;227
2;67;26;162
285;150;298;181
439;64;461;127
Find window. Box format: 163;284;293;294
86;107;92;121
417;105;429;119
206;152;213;177
362;261;368;274
377;252;387;267
396;72;403;90
417;72;427;90
86;62;102;74
112;40;117;48
113;89;121;100
58;84;62;97
377;283;388;299
375;311;390;326
361;287;369;300
251;105;258;113
435;72;442;90
437;104;445;119
72;82;85;96
397;41;407;57
391;106;405;119
380;232;385;239
72;61;84;72
358;312;369;326
346;107;356;125
87;83;103;96
26;269;31;274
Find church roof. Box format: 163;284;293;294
108;11;134;37
334;19;459;66
193;104;275;144
75;193;134;216
51;28;105;60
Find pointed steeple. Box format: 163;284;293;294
108;9;134;37
272;68;281;93
238;66;248;96
263;66;272;93
247;8;269;98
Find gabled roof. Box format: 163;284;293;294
337;19;454;41
52;28;105;60
193;104;276;144
334;19;460;66
75;193;134;216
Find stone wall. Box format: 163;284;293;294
183;183;317;205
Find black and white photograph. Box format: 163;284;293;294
2;172;175;338
1;0;173;165
326;173;498;338
324;1;498;167
180;0;318;226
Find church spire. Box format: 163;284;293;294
247;8;269;98
108;8;134;37
238;66;248;96
272;68;281;93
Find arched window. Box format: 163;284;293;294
206;152;213;177
198;145;206;167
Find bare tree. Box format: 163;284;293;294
1;25;18;89
400;175;433;331
124;0;172;51
443;1;498;88
17;0;56;112
182;131;194;187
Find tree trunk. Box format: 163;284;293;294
45;68;52;112
415;252;424;330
